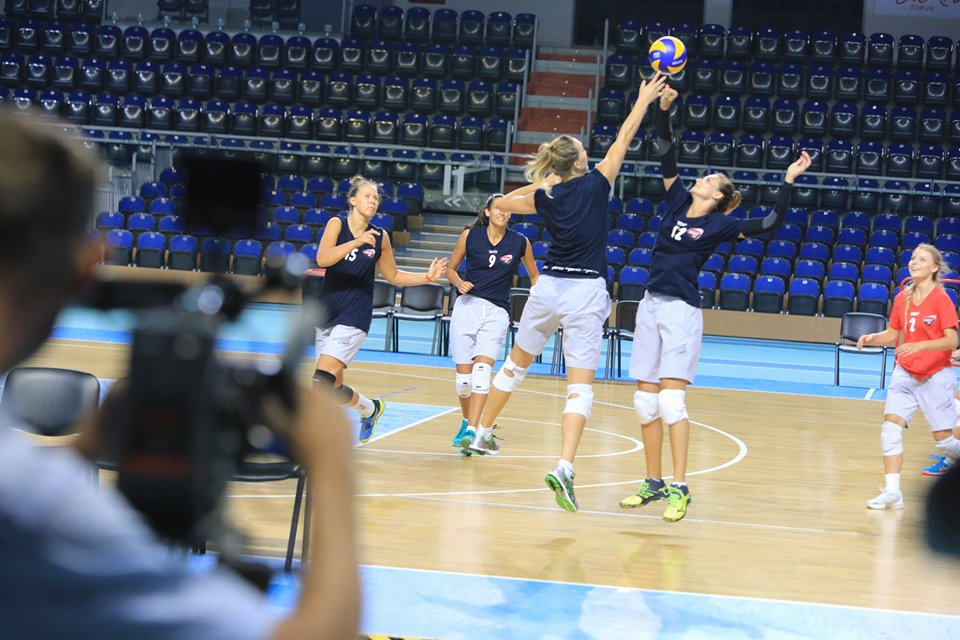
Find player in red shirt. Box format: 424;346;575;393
858;243;960;509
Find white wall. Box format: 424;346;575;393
391;0;575;48
863;0;960;39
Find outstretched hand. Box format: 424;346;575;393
426;257;448;283
659;84;679;111
785;151;812;183
856;333;873;350
636;72;666;106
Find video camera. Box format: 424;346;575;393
80;152;322;554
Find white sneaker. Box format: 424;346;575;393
866;487;904;510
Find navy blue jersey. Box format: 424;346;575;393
533;169;610;279
320;214;384;333
648;179;744;307
462;226;527;310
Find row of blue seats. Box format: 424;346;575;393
590;130;960;181
0;20;534;71
130;171;424;202
348;5;536;49
607;58;960;107
614;22;957;71
608;239;960;274
0;56;524;111
703;273;906;317
99;230;319;274
98;201;410;238
600;94;959;146
3;0;106;23
6;90;514;151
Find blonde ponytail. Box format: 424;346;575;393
524;134;581;196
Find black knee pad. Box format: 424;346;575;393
334;383;355;403
313;369;336;387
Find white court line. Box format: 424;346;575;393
363;406;457;445
865;387;876;400
369;416;643;459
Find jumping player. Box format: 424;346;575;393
619;85;811;522
462;72;667;512
314;175;447;443
858;244;959;509
447;194;538;454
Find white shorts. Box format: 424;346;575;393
629;291;703;384
514;274;612;371
315;324;366;367
884;365;958;431
449;294;510;365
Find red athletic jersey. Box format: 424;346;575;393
889;286;959;379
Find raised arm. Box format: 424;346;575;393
492;178;559;215
377;232;447;286
739;151;812;238
651;85;680;192
596;73;666;185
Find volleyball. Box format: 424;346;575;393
648;36;687;75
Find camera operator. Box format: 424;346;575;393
0;112;359;639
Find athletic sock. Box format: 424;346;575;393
884;473;901;493
355;394;375;417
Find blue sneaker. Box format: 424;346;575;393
451;419;468;447
459;428;476;456
358;399;385;444
923;454;956;476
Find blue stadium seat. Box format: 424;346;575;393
765;240;797;261
865;246;896;269
829;261;859;284
799;242;829;264
719;272;751;311
727;254;759;278
617;266;647;300
760;257;792;280
794;260;825;281
841;211;870;231
753;276;785;313
823;280;855;317
836;227;867;249
607;228;635;249
858;283;889;315
697;253;722;276
698;271;718;308
832;244;863;266
787;278;820;316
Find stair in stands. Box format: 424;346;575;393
391;212;472;272
512;46;602;165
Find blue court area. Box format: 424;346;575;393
43;302;956;639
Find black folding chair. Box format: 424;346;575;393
834;312;888;388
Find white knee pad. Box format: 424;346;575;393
658;389;688;425
563;384;594;419
633;390;660;425
492;356;527;393
935;434;960;461
471;362;492;395
881;420;904;456
455;373;472;398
